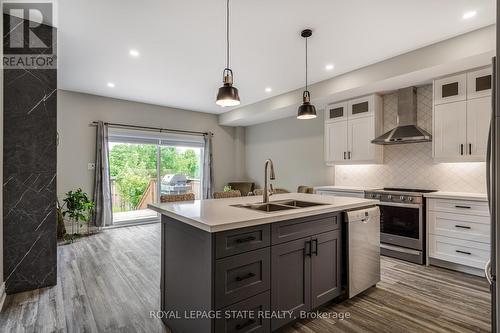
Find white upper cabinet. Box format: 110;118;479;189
466;97;491;159
348;95;375;119
433;102;467;160
324;94;383;165
325;102;348;123
348;116;375;162
325;121;348;163
434;73;467;105
467;67;492;99
433;67;492;162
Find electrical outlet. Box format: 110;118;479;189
88;162;96;170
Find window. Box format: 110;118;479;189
108;128;204;224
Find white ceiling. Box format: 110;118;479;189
58;0;495;115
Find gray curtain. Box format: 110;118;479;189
202;133;214;199
93;121;113;227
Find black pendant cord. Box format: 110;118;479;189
226;0;230;69
305;36;308;92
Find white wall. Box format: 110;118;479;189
57;90;242;198
245;111;334;191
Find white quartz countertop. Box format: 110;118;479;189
424;191;488;202
148;193;378;232
313;185;378;193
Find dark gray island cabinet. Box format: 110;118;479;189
160;212;343;333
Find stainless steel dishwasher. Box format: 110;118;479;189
345;206;381;298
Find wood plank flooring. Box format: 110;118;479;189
0;223;491;333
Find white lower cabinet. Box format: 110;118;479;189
427;198;490;273
428;235;489;269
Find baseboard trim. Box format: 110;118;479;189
0;282;6;312
429;258;485;277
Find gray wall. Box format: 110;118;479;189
57;90;243;198
245;111;334;191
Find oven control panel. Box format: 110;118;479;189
365;191;423;205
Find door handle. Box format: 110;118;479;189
469;143;472;155
305;240;311;257
236;319;256;330
460;144;464;155
454;225;471;229
236;236;256;243
235;272;256;282
485;260;493;285
312;239;318;256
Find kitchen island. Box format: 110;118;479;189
149;193;378;333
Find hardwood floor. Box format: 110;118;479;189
0;223;491;333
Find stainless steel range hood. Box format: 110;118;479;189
371;87;432;145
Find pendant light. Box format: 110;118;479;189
297;29;317;119
216;0;240;107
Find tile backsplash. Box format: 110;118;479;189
335;85;487;193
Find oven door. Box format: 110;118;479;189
379;202;423;250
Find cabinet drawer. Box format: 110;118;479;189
271;212;340;245
428;211;490;243
427;198;490;217
215;224;271;259
428;234;489;269
215;291;270;333
215;247;270;309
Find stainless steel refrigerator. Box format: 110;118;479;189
487;52;499;332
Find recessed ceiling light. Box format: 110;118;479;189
107;82;115;88
265;87;272;93
462;11;477;20
325;64;334;71
129;49;140;57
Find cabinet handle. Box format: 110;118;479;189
236;236;256;244
460;144;464;155
312;239;318;256
305;240;311;257
348;151;351;159
455;205;471;209
236;319;256;330
469;143;472;155
455;225;471;229
456;250;471;255
343;152;346;160
235;272;256;282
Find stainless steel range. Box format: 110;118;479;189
364;187;437;264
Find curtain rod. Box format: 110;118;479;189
89;121;212;137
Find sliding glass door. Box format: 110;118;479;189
109;142;159;223
159;145;202;200
108;130;204;224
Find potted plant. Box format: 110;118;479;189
62;188;95;243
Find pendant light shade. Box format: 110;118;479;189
297;91;317;119
297;29;317;120
216;68;240;107
216;0;240;107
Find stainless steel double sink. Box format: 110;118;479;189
231;199;327;213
